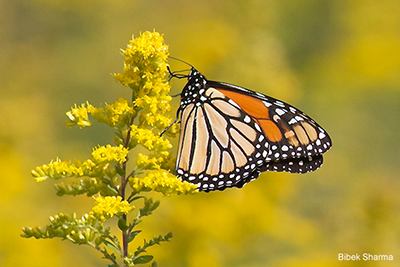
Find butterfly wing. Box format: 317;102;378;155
176;88;269;191
208;81;332;170
175;68;331;192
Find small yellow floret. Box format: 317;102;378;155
91;144;129;164
129;170;198;196
66;103;92;127
90;195;134;222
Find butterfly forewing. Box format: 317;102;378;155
175;68;332;192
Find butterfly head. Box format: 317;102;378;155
187;67;204;80
177;67;208;108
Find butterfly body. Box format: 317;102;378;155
174;67;331;192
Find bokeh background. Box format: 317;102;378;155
1;0;400;266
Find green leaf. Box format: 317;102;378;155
150;261;158;267
118;217;129;231
164;231;173;240
128;195;145;203
100;178;119;195
115;164;126;176
103;248;118;263
151;200;160;210
103;240;122;255
133;255;153;264
104;184;119;195
95;236;103;247
139;198;161;217
128;230;142;242
134;232;173;257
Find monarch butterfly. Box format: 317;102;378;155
168;63;332;192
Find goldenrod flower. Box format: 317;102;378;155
66;99;135;129
66;103;93;127
35;30;192;198
31;145;128;184
26;30;196;267
91;144;129;164
129;125;172;151
113;30;176;133
129;170;198;196
90;195;134;222
105;98;135;126
32;158;87;183
113;30;168;90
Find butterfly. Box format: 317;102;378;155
168;65;332;192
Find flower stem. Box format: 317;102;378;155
120;115;135;266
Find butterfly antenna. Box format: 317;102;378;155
169;56;194;68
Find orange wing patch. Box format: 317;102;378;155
218;89;283;142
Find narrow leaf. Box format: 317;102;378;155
103;240;122;255
133;255;154;264
129;230;142;243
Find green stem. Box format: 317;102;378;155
120;115;135;266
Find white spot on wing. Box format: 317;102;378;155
275;108;285;116
288;118;297;125
263;101;272;107
273;115;280;122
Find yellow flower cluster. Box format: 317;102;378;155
90;195;134;222
113;30;176;132
135;153;166;170
66;98;135;129
66;103;93;127
130;124;175;172
34;30;196;198
91;144;129;164
129;169;198;196
130;125;172;151
113;30;168;90
105;98;135;126
32;145;128;183
32;158;95;183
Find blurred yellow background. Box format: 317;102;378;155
1;0;400;266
